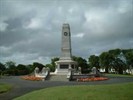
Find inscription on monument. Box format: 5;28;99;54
60;64;69;69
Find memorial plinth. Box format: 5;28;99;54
55;24;77;75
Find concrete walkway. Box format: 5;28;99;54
0;75;133;100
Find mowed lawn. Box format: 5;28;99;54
14;82;133;100
105;74;133;77
0;83;12;93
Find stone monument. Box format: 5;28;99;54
55;23;77;75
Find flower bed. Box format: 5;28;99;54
21;75;43;81
77;77;108;82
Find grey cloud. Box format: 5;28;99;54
0;0;133;64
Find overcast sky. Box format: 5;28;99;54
0;0;133;65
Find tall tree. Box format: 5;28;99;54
46;57;59;72
0;62;6;71
72;56;88;71
112;57;126;74
99;52;114;73
125;50;133;71
109;48;121;55
5;61;16;69
88;55;100;69
0;62;6;75
46;64;54;72
51;57;59;68
5;61;16;75
16;64;29;75
125;50;133;66
33;62;45;71
26;64;34;73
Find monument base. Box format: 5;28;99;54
55;59;77;75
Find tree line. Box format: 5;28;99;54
89;48;133;74
0;48;133;75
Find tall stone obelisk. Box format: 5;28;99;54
55;23;76;75
61;24;72;60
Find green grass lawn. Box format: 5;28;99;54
0;83;12;94
14;82;133;100
105;73;133;77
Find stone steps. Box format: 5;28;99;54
54;72;68;75
54;69;69;75
49;75;68;81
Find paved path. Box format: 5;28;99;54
0;75;133;100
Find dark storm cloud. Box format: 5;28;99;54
0;0;133;64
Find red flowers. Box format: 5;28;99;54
77;77;108;82
21;75;43;81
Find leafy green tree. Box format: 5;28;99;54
16;64;29;75
89;55;100;69
72;56;88;73
125;50;133;73
26;64;34;73
51;57;59;72
109;48;121;55
51;57;59;67
5;61;16;69
17;64;26;70
33;62;45;71
5;61;16;75
0;62;6;75
99;49;132;74
0;62;6;71
109;49;131;74
125;50;133;67
46;64;54;72
99;52;114;73
112;57;126;74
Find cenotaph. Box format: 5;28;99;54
55;23;77;75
